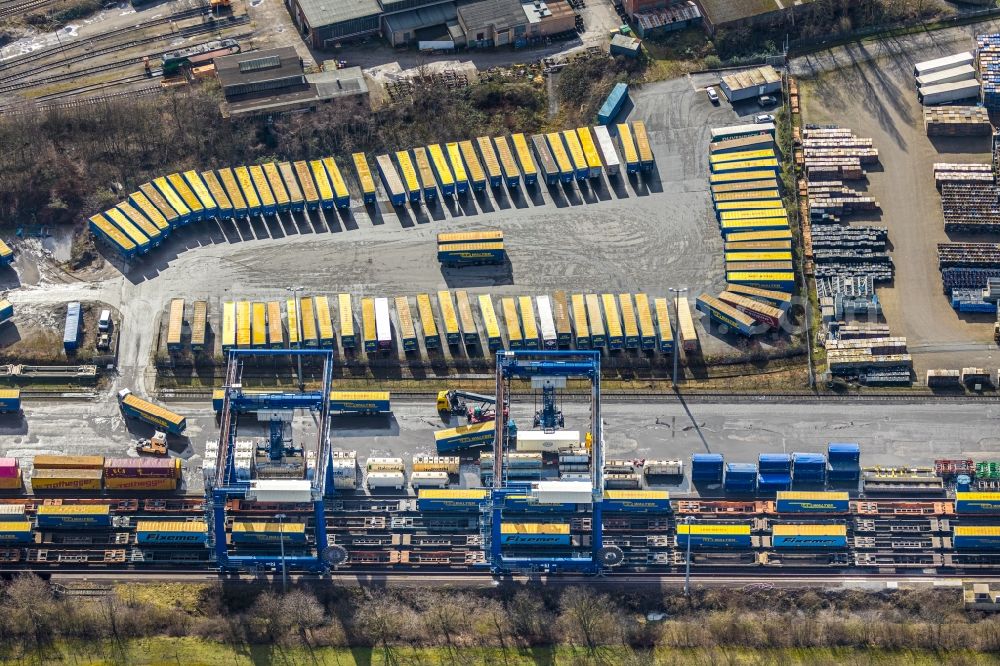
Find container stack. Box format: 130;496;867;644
791;452;827;485
331;450;358;490
757;453;792;493
691;453;724;484
0;458;21;490
924;106;992;136
827;442;861;484
203;440;218;486
724;462;757;493
233;440;254;482
30;455;104;491
978;35;1000;112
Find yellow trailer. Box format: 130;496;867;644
511;133;538;185
234;166;262;215
552;290;572;345
460;140;487;191
108;206;159;246
653;297;673;353
709;149;777;165
300;296;318;347
416;293;439;349
619;294;640;349
222;301;236;351
476;136;502;187
602;293;624;349
166;298;184;351
546;132;574;182
518;295;538;349
676;296;698;352
129;191;170;232
446;142;469;193
263;163;290;212
286;298;300;347
361;297;377;352
236;301;251;349
314;295;335;346
267;301;283;348
339;293;355;348
395;296;417;352
502;297;522;348
182;170;216;216
632;120;654;169
456;290;477;345
493;135;521;187
576;126;603;178
166;172;203;221
278;161;305;212
411;147;438;202
249;165;276;214
252;302;267;348
190;300;208;350
709;169;778;185
309;159;335;208
154;176;192;221
634;293;656;350
561;129;588;180
427;144;456;195
200;171;232;218
479;294;503;350
293;160;320;209
352;152;377;204
395;150;421;203
616;123;640;174
586;294;606;347
437;290;461;345
219;169;249;215
139;182;181;226
571;293;590;348
322;157;350;207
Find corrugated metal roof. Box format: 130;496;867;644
295;0;381;30
458;0;525;32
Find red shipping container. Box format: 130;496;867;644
0;458;19;478
103;458;180;479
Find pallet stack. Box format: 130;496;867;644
933;162;994;188
977;34;1000;112
924;106;992;136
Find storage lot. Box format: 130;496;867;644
793;24;1000;379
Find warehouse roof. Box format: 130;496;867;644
296;0;381;29
383;3;457;33
215;47;305;91
458;0;525;31
721;65;781;92
307;65;370;100
697;0;814;27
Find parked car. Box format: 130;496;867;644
755;114;775;124
759;95;777;106
706;86;719;103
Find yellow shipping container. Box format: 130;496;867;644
518;295;538;344
438;291;460;341
339;293;354;341
166;298;184;348
632;120;654;165
654;297;673;346
677;523;751;535
361;297;377;349
479;294;501;345
617;123;639;165
31;469;103;490
104;477;177;491
139;182;180;224
561;129;588;174
33;455;105;469
571;293;589;342
456;290;476;342
314;296;334;344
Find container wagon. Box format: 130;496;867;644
299;296;318;347
552;291;572;346
476;136;503;188
251;302;267;348
502;297;523;349
602;293;624;350
37;505;112;529
329;391;391;415
166;298;184;351
153;176;192;224
479;294;503;350
446;142;470;194
222;301;236;351
338;293;355;348
585;294;606;348
546;132;575;183
511;133;539;186
217;168;249;217
619;294;640;349
166;173;203;221
598;82;628;124
314;296;335;347
249;164;278;215
616;123;640;174
286;297;300;347
234;167;263;216
561;129;589;180
434;422;495;453
138;182;181;226
322;157;350;208
571;293;590;348
128;191;171;234
592;125;621;177
633;293;655;350
394;150;422;203
307;159;335;209
374;297;392;351
416;293;439;349
117;388;186;435
267;301;283;348
417;488;489;512
361;297;377;352
460;140;487;191
63;302;81;351
456;290;478;344
576;126;603;178
437;291;462;345
89;215;137;258
0;522;34;544
351;153;377;205
200;171;233;218
263;163;290;213
696;293;757;337
536;295;557;349
531;134;559;186
411;147;438;202
395;296;417;352
493;136;521;188
235;301;251;348
293;161;320;210
100;210;150;254
518;295;539;349
726;271;795;293
631;120;654;170
427;144;456;196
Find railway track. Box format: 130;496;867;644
0;0;53;21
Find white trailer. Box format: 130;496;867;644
536;295;557;349
913;51;973;78
516;430;581;452
919;79;980;105
916;64;976;88
374;297;392;351
366;457;404;473
410;471;449;488
592;124;621;176
367;471;405;490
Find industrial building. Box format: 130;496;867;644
631;1;701;38
719;65;782;103
695;0;817;35
214;48;369;118
286;0;383;48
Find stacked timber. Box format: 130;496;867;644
924;106;992;136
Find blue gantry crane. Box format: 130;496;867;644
208;348;340;572
485;350;618;575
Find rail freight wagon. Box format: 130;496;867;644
434;421;495;453
292;161;320;210
500;522;571;546
374;297;392;352
775;491;849;514
117;389;186;435
598;82;628;124
726;271;795;293
446;142;470;194
376;154;406;207
953;526;1000;550
696;293;759;336
616;123;640;174
494;136;521;188
479;294;503;350
262;163;290;213
351;153;377;205
417;488;489;512
322;157;351;208
561;129;589;180
395;296;417;352
576;126;603;178
956;492;1000;514
249;165;276;216
0;522;33;544
416;293;439;349
532;134;559;186
135;520;208;545
602;293;624;350
602;490;671;513
511;133;538;186
427;144;456;196
166;298;184;351
231;521;307;546
411;147;438;201
200;170;234;218
437;242;506;266
546;132;575;183
770;524;847;548
339;293;355;348
394;150;422;203
476;136;503;188
676;523;752;549
36;504;112;529
460;140;488;191
456;290;478;345
89;215;138;258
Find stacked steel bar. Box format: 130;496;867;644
923;106;992;136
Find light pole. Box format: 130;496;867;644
683;515;693;597
286;287;304;391
669;287;687;388
275;512;288;593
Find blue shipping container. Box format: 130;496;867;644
598;83;629;125
329;397;390;414
63;302;81;351
955;494;1000;514
0;522;33;544
601;492;672;513
36;508;113;529
758;453;792;472
954;535;1000;550
676;533;752;549
828;442;860;462
692;453;724;481
772;535;847;548
758;473;792;491
499;532;572;547
0;391;19;413
136;529;208;545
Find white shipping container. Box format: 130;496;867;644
367;471;405;490
558;451;590;464
249;479;312;503
536;295;557;349
374;297;392;349
516;429;580;452
532;480;594;504
592;125;621;176
604;459;637;473
366;457;404;472
560;473;592;481
916;64;976;88
644;459;684;476
919;79;980;105
333;449;357;459
410;471;449;488
412;455;460;474
334;476;357;489
913;51;973;77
